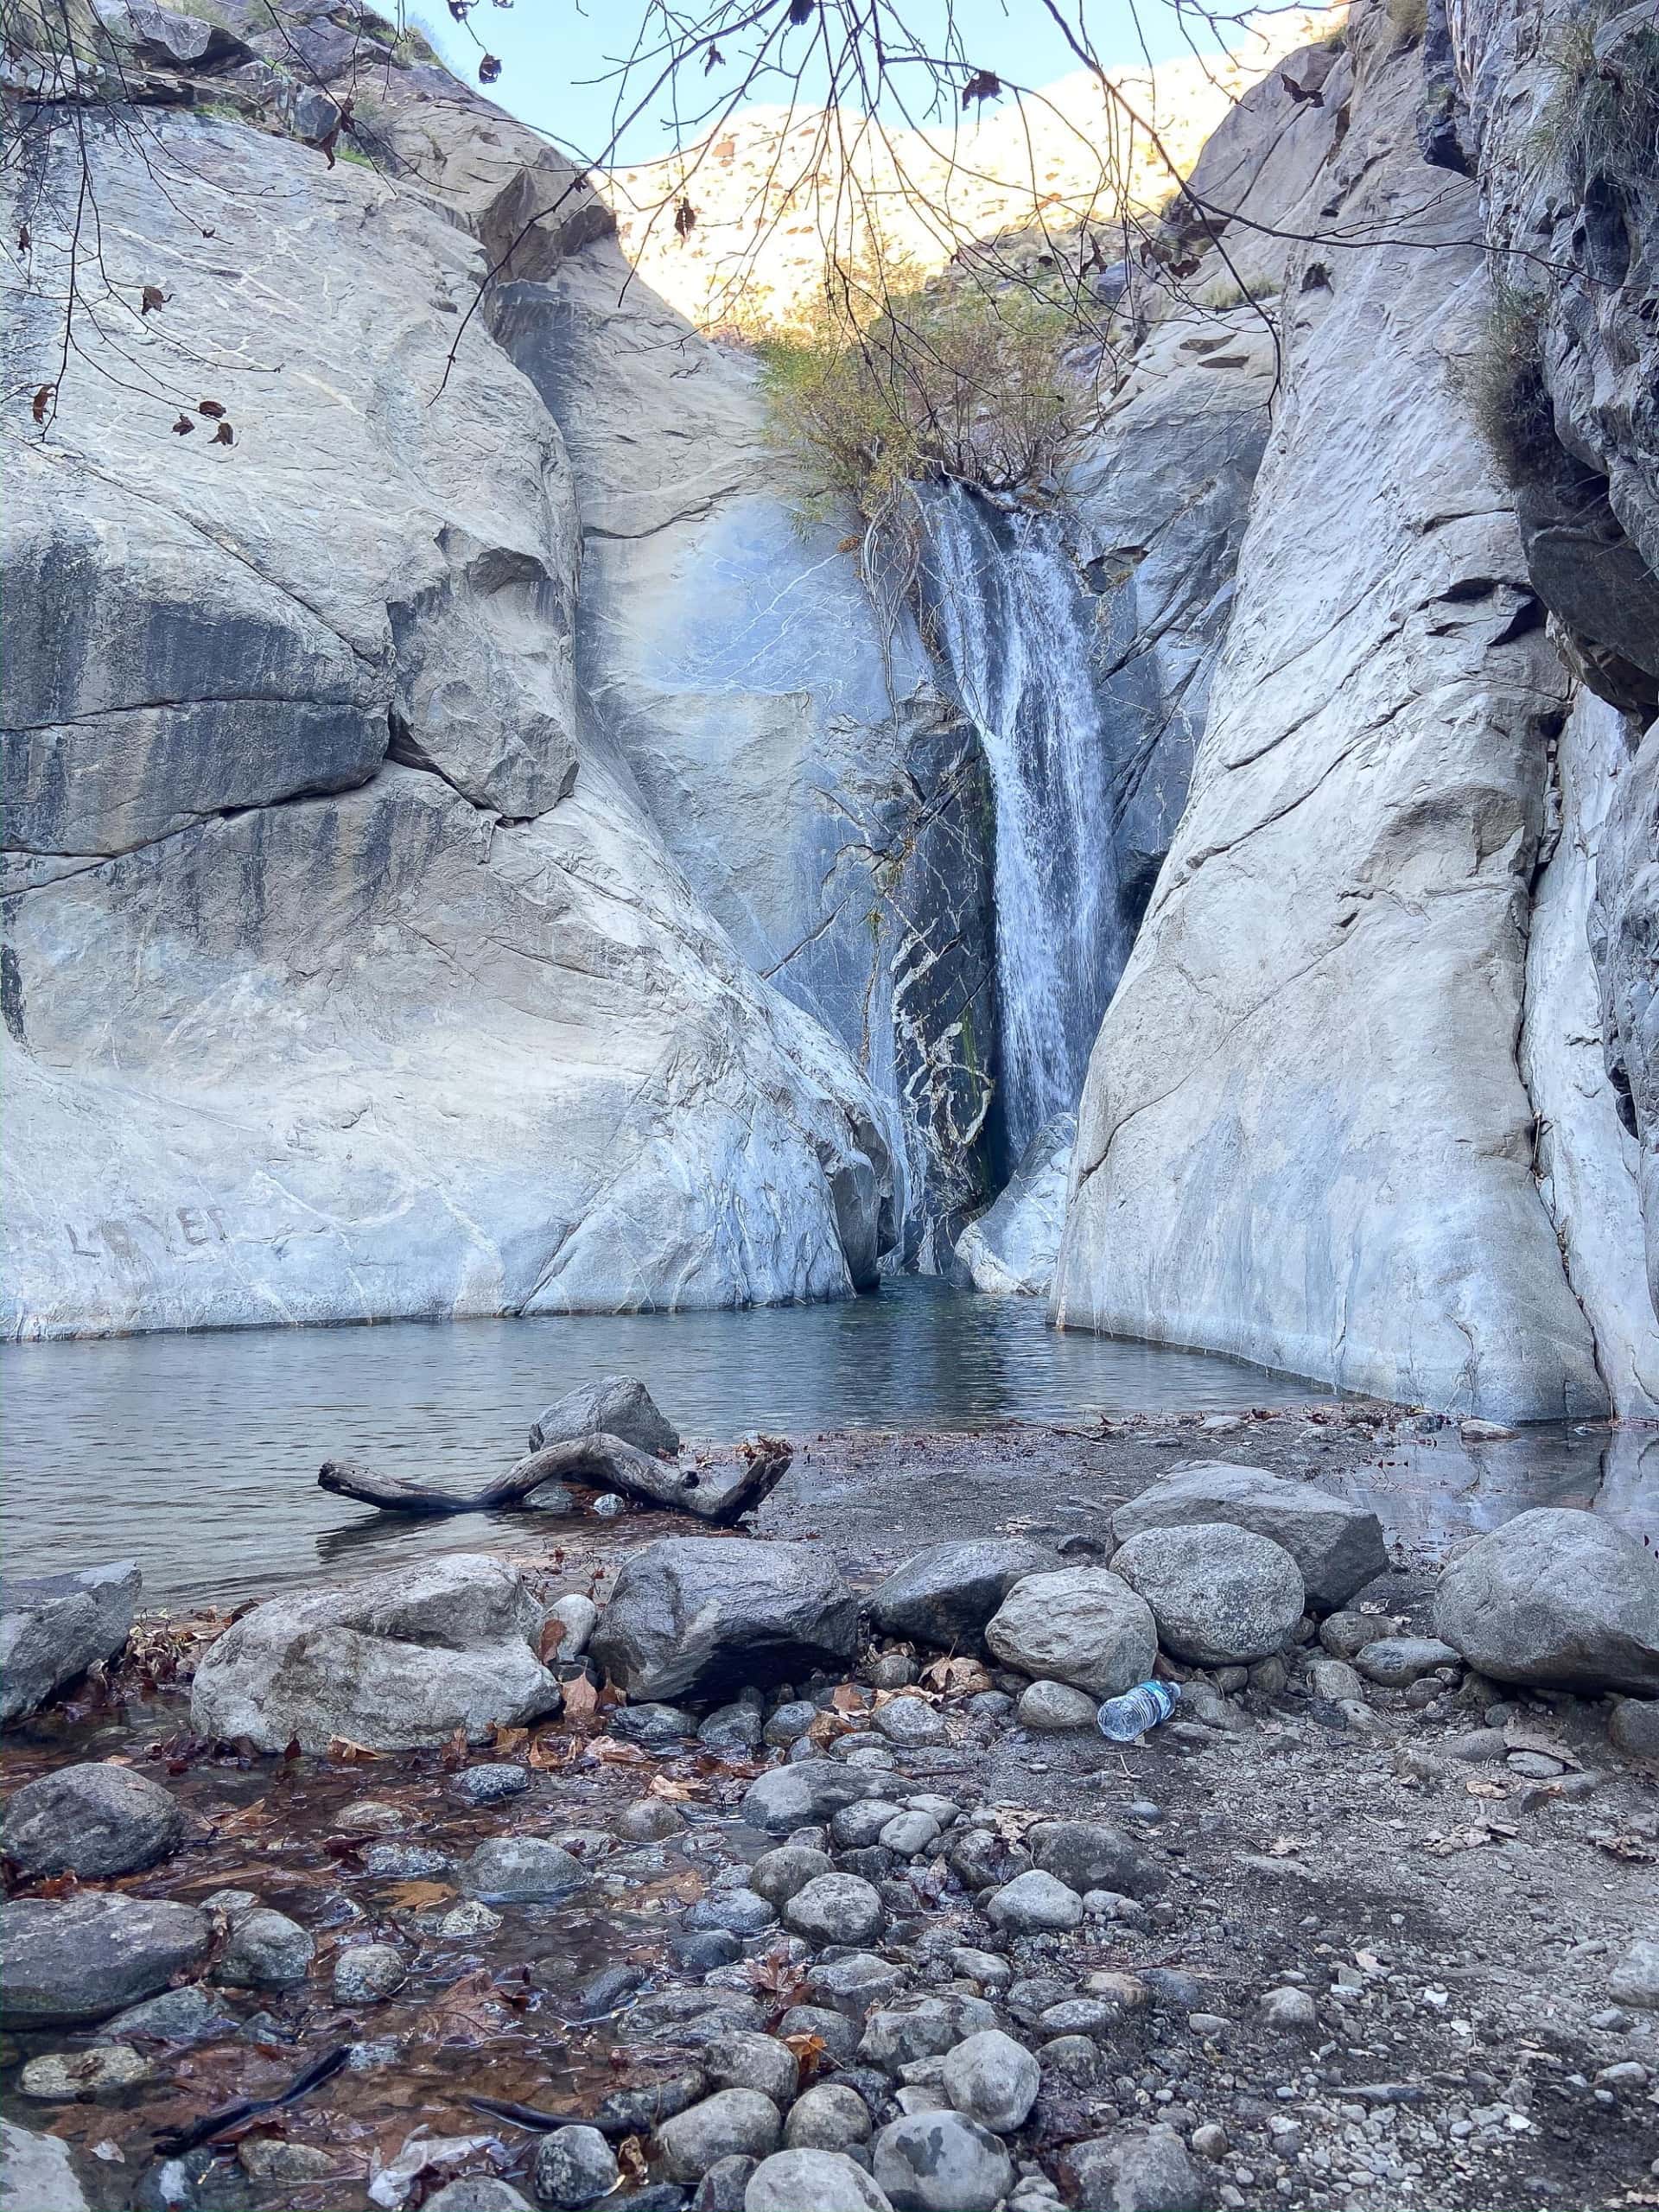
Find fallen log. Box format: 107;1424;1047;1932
318;1432;791;1526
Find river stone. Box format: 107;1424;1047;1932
1609;1935;1659;2010
216;1907;314;1988
1353;1636;1462;1687
2;1760;184;1878
1433;1510;1659;1693
872;1697;945;1748
872;2111;1014;2212
984;1569;1157;1697
530;1376;679;1459
939;2029;1039;2133
1110;1524;1304;1665
742;1760;887;1834
534;2124;620;2207
616;1796;686;1841
591;1539;859;1702
1058;2125;1207;2211
333;1942;406;2003
750;1843;834;1905
657;2091;784;2184
1111;1465;1389;1611
880;1810;940;1856
1027;1820;1162;1899
100;1983;233;2043
3;1892;211;2024
783;2082;874;2151
611;1700;698;1745
832;1799;906;1849
0;2121;91;2211
701;1700;766;1752
858;1999;961;2071
694;2157;758;2212
783;1872;885;1948
461;1836;588;1902
704;2033;799;2107
454;1764;531;1805
806;1953;907;2018
1017;1679;1100;1731
21;2045;151;2100
0;1561;140;1725
189;1554;562;1751
1610;1699;1659;1758
1307;1656;1364;1701
867;1541;1056;1649
688;1890;777;1937
986;1870;1084;1934
746;2150;893;2212
424;2183;534;2212
546;1593;600;1660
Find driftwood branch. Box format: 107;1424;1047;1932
318;1433;791;1526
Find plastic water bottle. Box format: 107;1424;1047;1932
1096;1680;1180;1742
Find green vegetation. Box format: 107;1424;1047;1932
1385;0;1427;48
1536;0;1659;191
1465;285;1554;488
755;253;1077;524
1197;272;1274;311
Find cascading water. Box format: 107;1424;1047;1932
912;478;1125;1161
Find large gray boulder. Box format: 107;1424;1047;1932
529;1376;679;1458
189;1554;562;1751
1109;1464;1387;1611
1110;1523;1304;1665
2;1761;183;1878
0;1561;139;1724
1433;1509;1659;1694
3;1893;211;2026
590;1538;859;1701
872;2112;1014;2212
868;1538;1055;1648
741;1760;888;1835
984;1568;1157;1697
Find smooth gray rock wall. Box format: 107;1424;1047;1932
1052;11;1606;1420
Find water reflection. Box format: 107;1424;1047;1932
0;1280;1316;1605
1339;1419;1659;1551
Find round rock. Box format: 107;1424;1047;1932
985;1869;1084;1935
873;1699;945;1748
1110;1523;1304;1665
879;1810;940;1857
782;1872;885;1948
1016;1680;1097;1732
217;1908;315;1989
453;1764;531;1806
704;2032;799;2107
749;1843;834;1907
940;2029;1040;2133
873;2111;1014;2212
332;1943;405;2004
461;1837;588;1901
533;2123;620;2208
984;1570;1157;1698
747;2149;893;2212
658;2090;784;2184
784;2082;874;2152
2;1761;184;1881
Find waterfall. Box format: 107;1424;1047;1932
912;479;1124;1161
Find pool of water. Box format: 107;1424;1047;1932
0;1279;1325;1605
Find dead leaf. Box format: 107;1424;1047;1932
141;283;168;314
830;1684;866;1714
1267;1835;1302;1857
647;1774;699;1801
31;383;53;423
1595;1834;1659;1864
588;1736;648;1765
385;1880;453;1910
490;1726;528;1757
211;423;234;446
805;1711;847;1750
197;398;226;418
415;1967;506;2045
172;413;196;435
1465;1778;1509;1799
919;1656;992;1697
537;1618;567;1665
326;1736;379;1763
563;1675;600;1724
783;2031;828;2082
526;1731;569;1770
616;2137;649;2188
1503;1722;1582;1770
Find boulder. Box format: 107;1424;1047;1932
782;1873;885;1948
746;2151;893;2212
872;2112;1014;2212
939;2029;1040;2132
533;2126;620;2208
592;1539;859;1702
1110;1465;1387;1611
657;2091;783;2184
189;1553;562;1751
530;1375;679;1458
1433;1510;1659;1694
0;1561;140;1725
1109;1524;1304;1665
984;1569;1157;1697
867;1540;1055;1649
3;1893;211;2025
2;1760;183;1878
1058;2126;1209;2212
1027;1821;1162;1899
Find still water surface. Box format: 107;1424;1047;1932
2;1280;1320;1604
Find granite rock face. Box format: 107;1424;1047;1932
1052;10;1608;1419
956;1117;1074;1297
1;53;894;1338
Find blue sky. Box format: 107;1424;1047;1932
413;0;1250;167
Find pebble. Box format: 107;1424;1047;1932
691;2155;757;2212
592;1493;625;1517
535;2124;620;2207
657;2091;784;2184
866;1655;918;1690
1507;1750;1565;1779
616;1798;686;1842
939;2029;1040;2133
1192;2124;1230;2159
454;1764;531;1806
439;1900;503;1938
879;1811;940;1857
1259;1986;1319;2033
986;1871;1084;1935
1307;1658;1364;1702
21;2045;150;2099
872;2111;1014;2212
968;1692;1014;1720
746;2149;893;2211
765;1701;819;1747
783;1873;885;1948
333;1943;406;2004
1609;1936;1659;2011
873;1699;946;1748
784;2082;875;2151
238;2139;338;2180
832;1801;906;1849
364;1842;454;1879
215;1909;315;1989
1016;1680;1098;1731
